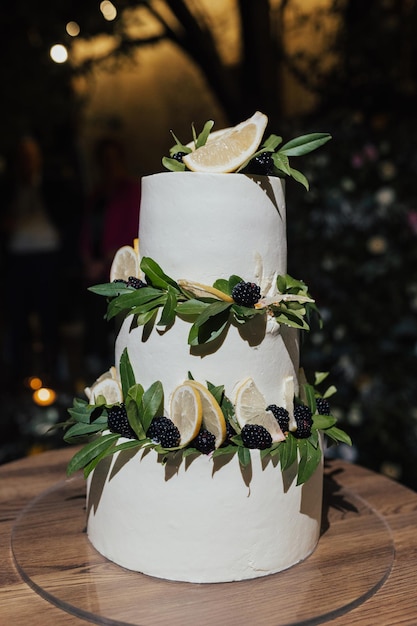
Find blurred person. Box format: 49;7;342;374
80;136;140;376
1;136;63;386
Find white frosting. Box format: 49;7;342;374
116;173;299;408
87;447;323;583
86;172;322;582
139;173;287;289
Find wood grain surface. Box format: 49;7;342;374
1;447;417;625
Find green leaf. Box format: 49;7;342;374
193;301;232;327
194;120;214;148
66;433;119;476
313;414;337;430
131;294;167;314
176;299;209;317
272;152;291;175
289;166;309;190
212;445;238;459
88;282;131;297
279;435;298;470
274;310;310;330
63;420;106;442
189;315;230;347
206;382;224;405
67;399;98;424
168;130;191;153
134;309;160;327
297;439;322;485
262;134;283;151
314;371;329;386
228;274;244;291
142;381;164;433
325;426;352;446
157;286;178;327
188;303;231;346
162;156;186;172
323;385;337;399
279;133;332;157
238;445;251;467
140;257;179;290
126;384;146;439
119;348;136;397
302;383;317;413
106;287;163;320
231;304;263;321
212;278;232;296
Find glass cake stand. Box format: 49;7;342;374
11;474;394;626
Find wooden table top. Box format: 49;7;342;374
1;446;417;625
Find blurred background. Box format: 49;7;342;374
0;0;416;489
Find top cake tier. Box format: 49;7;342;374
139;172;286;294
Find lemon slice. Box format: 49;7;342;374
109;244;140;282
182;111;268;173
234;377;285;443
186;381;227;448
283;375;297;432
84;366;119;401
88;378;123;405
170;384;203;446
178;279;233;302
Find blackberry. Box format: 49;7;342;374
193;429;216;454
267;404;290;432
250;151;275;175
113;278;127;285
241;424;272;450
294;404;313;439
231;281;261;307
107;404;137;439
147;416;180;448
316;397;331;415
226;421;237;441
172;151;188;163
127;276;146;289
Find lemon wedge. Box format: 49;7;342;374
88;377;123;405
186;381;227;448
234;377;285;443
170;383;203;446
178;279;233;302
109;244;140;282
182;111;268;173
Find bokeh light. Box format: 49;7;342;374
100;1;117;21
50;44;68;63
33;387;57;407
66;21;81;37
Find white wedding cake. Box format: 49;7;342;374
65;113;348;583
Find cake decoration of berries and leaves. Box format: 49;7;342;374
89;256;321;349
162;111;331;190
62;349;351;487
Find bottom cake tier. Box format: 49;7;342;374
86;447;323;583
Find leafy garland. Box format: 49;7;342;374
63;349;351;486
161;119;332;190
88;256;321;347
